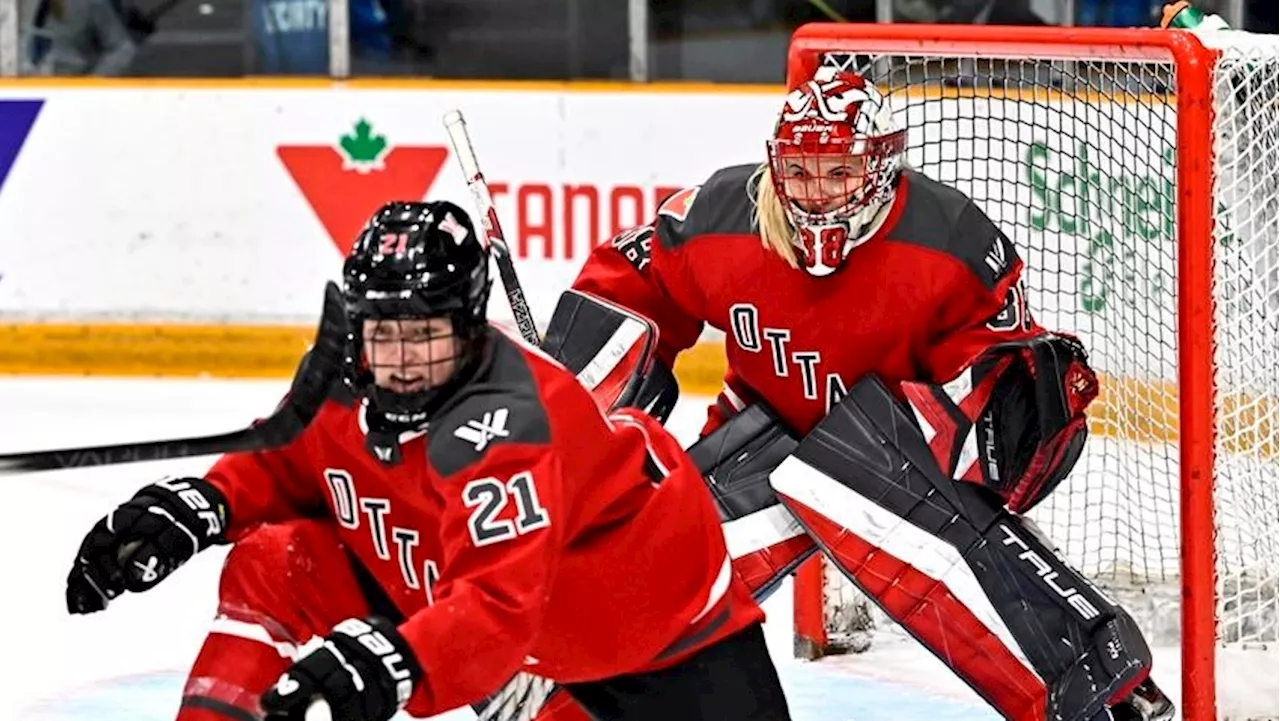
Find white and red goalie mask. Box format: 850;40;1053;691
767;68;907;276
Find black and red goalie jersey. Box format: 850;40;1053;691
575;161;1044;437
571;68;1096;517
552;65;1150;721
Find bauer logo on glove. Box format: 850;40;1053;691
259;616;422;721
65;476;230;614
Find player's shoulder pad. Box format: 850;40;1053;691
891;169;1020;290
427;336;552;478
652;163;760;251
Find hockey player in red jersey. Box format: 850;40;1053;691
577;69;1045;438
64;200;792;721
546;65;1175;721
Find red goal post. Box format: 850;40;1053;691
786;22;1278;721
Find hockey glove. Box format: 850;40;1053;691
66;476;229;614
260;616;422;721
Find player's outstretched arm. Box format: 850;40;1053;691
200;386;331;543
66;475;230;614
64;398;331;613
194;283;352;538
67;339;336;614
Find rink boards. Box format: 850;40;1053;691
0;81;1270;452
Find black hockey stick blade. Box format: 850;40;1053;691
0;281;350;476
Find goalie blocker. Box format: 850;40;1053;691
539;289;679;424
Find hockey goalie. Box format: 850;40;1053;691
529;63;1176;721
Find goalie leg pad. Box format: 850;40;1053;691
983;518;1152;716
771;376;1151;721
685;403;815;601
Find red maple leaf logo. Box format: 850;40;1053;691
278;121;450;256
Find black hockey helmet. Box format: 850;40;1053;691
341;200;492;427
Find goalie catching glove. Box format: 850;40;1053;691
260;616;422;721
903;333;1098;514
66;476;229;614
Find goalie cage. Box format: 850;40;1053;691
785;22;1279;721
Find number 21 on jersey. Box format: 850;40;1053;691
463;471;551;547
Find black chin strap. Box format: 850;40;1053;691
360;331;494;466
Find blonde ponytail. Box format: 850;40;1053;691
749;163;799;269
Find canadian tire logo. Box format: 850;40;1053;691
278;119;449;256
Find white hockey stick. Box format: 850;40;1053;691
442;109;541;346
442;110;556;721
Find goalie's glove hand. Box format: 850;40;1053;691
260;616;422;721
66;476;229;614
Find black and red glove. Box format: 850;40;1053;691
66;476;229;614
260;616;423;721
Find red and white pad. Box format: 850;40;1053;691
770;455;1046;720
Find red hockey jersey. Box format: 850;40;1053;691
204;330;762;717
573;165;1044;436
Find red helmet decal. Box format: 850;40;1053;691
776;71;884;154
765;67;908;276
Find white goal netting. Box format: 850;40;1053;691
804;30;1279;720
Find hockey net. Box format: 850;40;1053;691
786;24;1279;721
